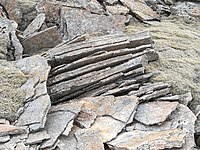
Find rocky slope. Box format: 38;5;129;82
0;0;200;149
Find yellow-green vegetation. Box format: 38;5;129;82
126;17;200;109
0;60;28;122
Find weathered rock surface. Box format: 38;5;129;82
134;101;178;125
60;7;126;40
108;128;186;149
120;0;160;21
22;26;62;55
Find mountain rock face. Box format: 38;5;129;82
0;0;200;149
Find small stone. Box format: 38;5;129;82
17;95;51;132
89;116;125;142
178;92;192;106
15;142;28;150
40;111;75;149
23;13;45;37
0;135;10;143
120;0;159;21
108;128;186;149
0;124;26;136
104;0;119;5
106;5;129;15
75;129;104;150
26;130;50;145
135;101;179;125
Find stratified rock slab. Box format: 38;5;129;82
135;101;178;125
108;128;186;149
0;124;26;136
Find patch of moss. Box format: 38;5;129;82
0;60;28;122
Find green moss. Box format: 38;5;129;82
0;60;28;121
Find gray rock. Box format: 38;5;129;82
104;0;119;5
135;101;179;125
40;111;75;149
60;7;126;40
120;0;159;21
0;135;10;143
22;26;62;55
82;96;139;123
0;124;26;136
17;95;51;131
108;128;186;149
106;5;129;15
15;55;50;82
23;13;45;37
26;130;50;145
75;129;104;150
89;116;125;142
0;18;23;60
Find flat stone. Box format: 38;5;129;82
0;135;10;143
20;77;39;101
15;55;50;82
108;128;186;149
0;124;26;136
135;101;179;125
23;13;45;37
40;111;75;149
61;7;126;40
26;130;50;145
106;4;129;15
120;0;159;21
169;104;197;149
62;120;74;136
75;129;104;150
89;116;125;142
82;96;139;123
128;104;197;149
22;26;62;55
17;95;51;132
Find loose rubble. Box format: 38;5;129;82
0;0;200;149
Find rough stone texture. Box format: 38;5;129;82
108;128;186;149
0;18;23;60
106;5;129;15
26;130;50;145
0;135;10;143
61;7;126;40
16;56;51;132
23;13;45;37
135;101;178;125
90;116;125;142
22;26;62;55
17;95;51;131
75;129;104;150
40;111;75;149
120;0;159;21
0;124;26;136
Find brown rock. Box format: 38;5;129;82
120;0;159;21
106;5;129;15
0;124;26;136
134;101;179;125
108;128;186;149
22;26;62;55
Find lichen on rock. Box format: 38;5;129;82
0;60;28;122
